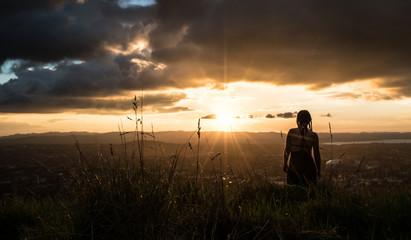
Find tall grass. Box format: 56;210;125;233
329;122;333;160
2;172;410;239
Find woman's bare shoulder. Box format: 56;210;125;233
307;131;319;139
288;128;299;134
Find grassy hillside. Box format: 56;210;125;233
1;117;411;239
1;138;410;239
1;167;410;239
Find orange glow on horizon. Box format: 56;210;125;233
1;82;411;136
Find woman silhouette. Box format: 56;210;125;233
283;110;321;186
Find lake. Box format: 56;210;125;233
323;139;411;145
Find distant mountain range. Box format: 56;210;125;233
1;131;411;145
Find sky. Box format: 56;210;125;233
1;0;411;136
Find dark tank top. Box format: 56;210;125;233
286;127;317;185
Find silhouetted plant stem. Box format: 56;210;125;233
329;122;333;159
132;94;144;181
118;122;130;163
196;118;201;187
140;89;145;181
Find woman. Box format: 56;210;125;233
283;110;321;186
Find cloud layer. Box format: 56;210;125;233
149;0;411;95
2;0;411;113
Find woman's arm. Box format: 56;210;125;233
283;130;291;172
313;133;321;178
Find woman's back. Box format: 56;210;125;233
286;127;318;154
283;110;321;186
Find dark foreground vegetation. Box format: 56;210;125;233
1;145;410;240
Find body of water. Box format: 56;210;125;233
323;139;411;145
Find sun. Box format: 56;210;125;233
217;113;233;126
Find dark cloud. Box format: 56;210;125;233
149;0;411;96
0;54;189;113
201;114;217;119
0;0;154;65
0;0;188;113
1;0;75;15
2;0;411;114
142;92;187;106
155;106;193;113
326;91;395;101
265;114;275;119
276;112;296;119
321;113;333;118
0;91;186;113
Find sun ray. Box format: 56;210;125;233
240;131;275;156
229;131;254;174
200;131;222;173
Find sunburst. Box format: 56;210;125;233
216;113;233;126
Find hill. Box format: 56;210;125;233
1;131;411;145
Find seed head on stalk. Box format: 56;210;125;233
329;122;333;160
